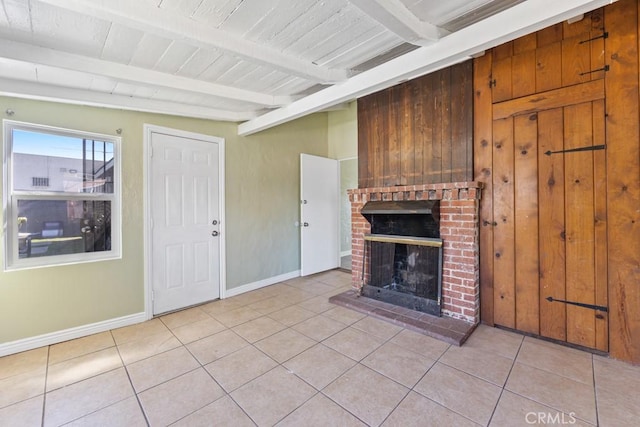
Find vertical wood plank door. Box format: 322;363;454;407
481;9;610;352
489;30;608;348
490;96;608;351
477;0;640;363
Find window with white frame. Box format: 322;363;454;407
3;121;121;270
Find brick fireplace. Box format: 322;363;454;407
348;182;483;324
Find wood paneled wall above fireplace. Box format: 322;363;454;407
357;60;473;188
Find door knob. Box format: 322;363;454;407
303;222;309;227
211;231;219;236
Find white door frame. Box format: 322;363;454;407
338;156;357;260
143;124;226;319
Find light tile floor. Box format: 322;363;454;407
1;270;639;426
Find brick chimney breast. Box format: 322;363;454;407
348;182;483;324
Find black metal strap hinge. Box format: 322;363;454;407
579;64;609;76
546;296;608;312
579;31;608;44
489;78;496;88
544;144;606;156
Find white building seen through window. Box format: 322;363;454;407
3;121;121;270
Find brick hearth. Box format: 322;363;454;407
348;182;483;324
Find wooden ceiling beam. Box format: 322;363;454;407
37;0;349;83
0;77;255;122
0;39;292;107
239;0;618;136
349;0;449;45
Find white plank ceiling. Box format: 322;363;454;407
0;0;617;134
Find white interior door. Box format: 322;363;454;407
150;131;221;314
301;154;339;276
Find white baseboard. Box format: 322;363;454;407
340;250;352;258
0;312;146;357
223;270;300;298
1;271;303;357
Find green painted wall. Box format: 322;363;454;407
328;102;357;160
229;117;328;286
0;96;327;343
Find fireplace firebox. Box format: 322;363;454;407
361;200;443;316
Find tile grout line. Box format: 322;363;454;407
43;333;147;426
388;331;516;426
40;345;50;427
317;388;371;426
310;361;375;425
43;349;124;394
497;341;600;426
297;317;413;426
149;295;396;424
137;331;242;423
169;335;253;427
513;338;599;386
271;390;322;426
393;340;486;427
314;316;458;426
223;392;260;427
217;348;293;424
484;334;525;427
171;297;349;426
591;354;600;426
111;329;152;427
200;296;357;424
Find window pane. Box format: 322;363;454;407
13;129;114;193
17;200;111;258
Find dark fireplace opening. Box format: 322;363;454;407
361;200;440;237
361;200;443;316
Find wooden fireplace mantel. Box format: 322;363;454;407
348;182;483;204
